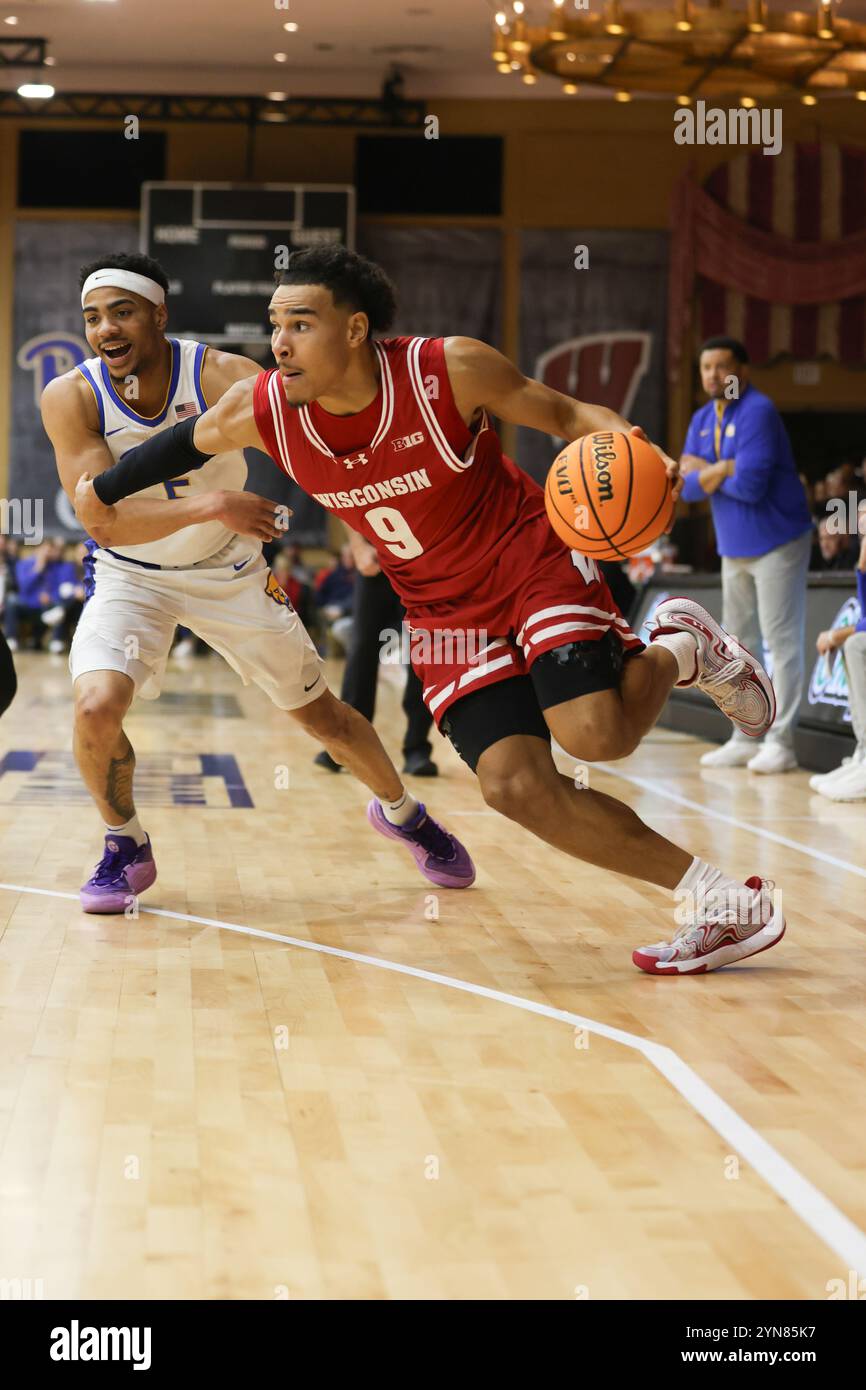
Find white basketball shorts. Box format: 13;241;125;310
70;536;325;710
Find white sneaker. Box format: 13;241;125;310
173;638;195;658
809;751;862;792
48;639;65;654
41;604;65;627
747;743;798;774
700;739;755;768
6;637;17;652
648;597;776;738
816;764;866;802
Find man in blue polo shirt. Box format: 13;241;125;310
680;337;813;773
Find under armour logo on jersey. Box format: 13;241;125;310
342;452;369;470
391;431;424;452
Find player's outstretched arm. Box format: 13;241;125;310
444;336;681;500
42;374;257;547
73;376;267;536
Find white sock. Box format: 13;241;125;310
105;813;147;847
653;631;699;684
380;789;420;827
673;856;748;914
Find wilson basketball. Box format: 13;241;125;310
544;430;675;560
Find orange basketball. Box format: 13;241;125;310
544;430;675;560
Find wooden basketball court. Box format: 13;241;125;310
1;648;863;1300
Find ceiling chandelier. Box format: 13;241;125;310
490;0;866;102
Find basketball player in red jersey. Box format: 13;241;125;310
77;248;784;975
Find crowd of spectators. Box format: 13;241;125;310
1;536;87;653
0;533;359;663
802;458;866;572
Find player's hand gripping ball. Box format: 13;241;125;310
545;429;676;560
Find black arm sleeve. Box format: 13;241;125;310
92;416;215;505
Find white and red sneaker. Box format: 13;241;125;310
632;876;785;975
649;596;776;738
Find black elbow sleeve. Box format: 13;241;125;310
93;416;213;505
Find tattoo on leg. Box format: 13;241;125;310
105;739;136;823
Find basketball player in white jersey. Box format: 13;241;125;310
41;254;473;912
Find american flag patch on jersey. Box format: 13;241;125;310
175;401;198;419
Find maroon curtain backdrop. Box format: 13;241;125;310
669;144;866;380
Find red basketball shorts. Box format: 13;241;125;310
406;517;645;726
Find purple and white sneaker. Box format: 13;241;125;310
80;834;157;914
366;800;475;889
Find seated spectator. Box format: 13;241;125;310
810;528;866;801
0;537;20;617
281;542;314;588
313;543;356;654
40;542;87;652
4;537;65;651
824;464;855;501
813;515;860;572
0;538;10;616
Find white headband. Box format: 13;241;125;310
81;268;165;309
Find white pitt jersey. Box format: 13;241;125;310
76;337;250;567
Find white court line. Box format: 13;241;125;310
1;878;864;1282
449;810;842;823
593;764;866;882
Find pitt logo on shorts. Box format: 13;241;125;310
264;571;294;610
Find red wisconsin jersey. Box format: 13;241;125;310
252;336;546;615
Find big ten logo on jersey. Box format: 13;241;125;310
391;432;424;452
265;570;294;610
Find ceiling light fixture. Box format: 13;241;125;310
488;0;866;100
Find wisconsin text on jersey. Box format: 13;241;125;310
311;467;432;510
